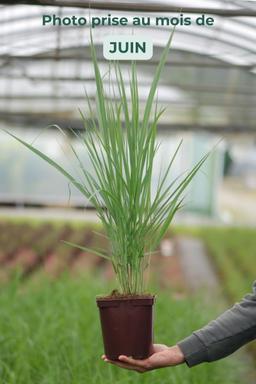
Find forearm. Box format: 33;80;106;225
177;281;256;367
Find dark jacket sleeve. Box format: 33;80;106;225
177;281;256;367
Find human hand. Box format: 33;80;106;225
101;344;185;373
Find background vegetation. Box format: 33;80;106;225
0;274;249;384
0;218;255;383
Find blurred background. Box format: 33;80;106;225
0;0;256;224
0;2;255;383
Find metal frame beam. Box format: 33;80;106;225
1;1;256;17
1;94;256;108
0;74;255;96
0;112;255;132
0;55;254;70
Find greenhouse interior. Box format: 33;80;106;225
0;1;255;383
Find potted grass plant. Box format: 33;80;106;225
5;32;210;360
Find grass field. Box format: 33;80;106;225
0;273;252;384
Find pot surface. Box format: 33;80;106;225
97;296;155;360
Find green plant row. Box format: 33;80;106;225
0;221;105;281
198;227;256;358
198;227;256;301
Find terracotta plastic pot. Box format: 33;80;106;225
96;296;155;360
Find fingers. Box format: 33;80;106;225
102;356;146;372
107;359;145;372
101;354;147;368
118;355;150;369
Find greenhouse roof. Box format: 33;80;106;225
0;0;256;132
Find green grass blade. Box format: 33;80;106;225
62;240;111;261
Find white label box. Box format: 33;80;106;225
103;36;153;60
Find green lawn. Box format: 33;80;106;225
0;273;251;384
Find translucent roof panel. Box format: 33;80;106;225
0;1;255;131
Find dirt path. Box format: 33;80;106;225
175;235;219;292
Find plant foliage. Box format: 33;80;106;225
5;31;210;294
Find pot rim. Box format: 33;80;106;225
96;294;155;302
96;295;156;308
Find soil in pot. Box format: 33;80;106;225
96;294;155;360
